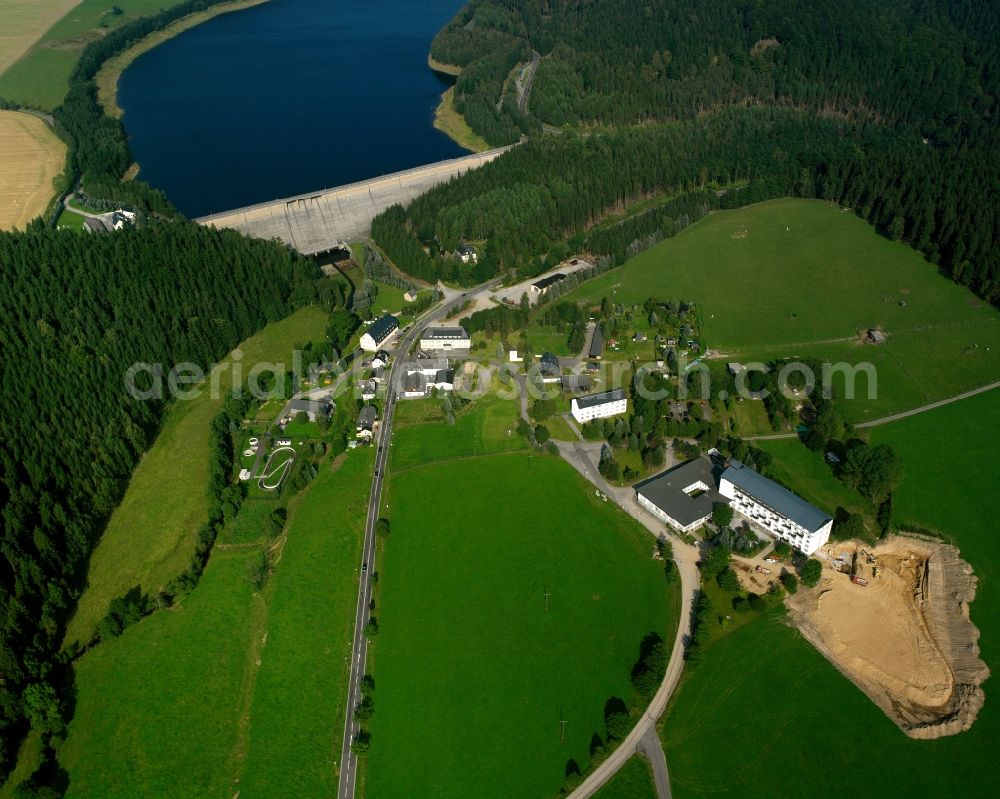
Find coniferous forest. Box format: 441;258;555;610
378;0;999;302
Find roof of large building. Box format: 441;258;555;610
589;326;605;358
722;460;832;532
634;457;725;528
561;375;592;392
422;326;469;340
573;388;626;410
288;398;330;415
365;314;399;344
532;273;566;291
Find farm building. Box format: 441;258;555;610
570;389;627;424
361;314;399;352
400;360;455;398
420;326;471;352
588;326;605;359
561;375;592;393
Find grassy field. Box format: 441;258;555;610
0;110;64;229
65;306;327;647
561;200;1000;417
61;547;262;798
366;454;677;798
593;756;657;799
236;450;372;797
391;395;526;469
0;0;78;76
95;0;267;118
60;445;372;797
660;388;1000;798
0;0;210;108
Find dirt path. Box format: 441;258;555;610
748;381;1000;441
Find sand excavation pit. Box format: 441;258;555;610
786;535;988;739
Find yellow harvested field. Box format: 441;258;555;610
0;1;81;76
0;110;65;230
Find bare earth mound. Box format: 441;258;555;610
0;110;65;230
786;534;988;739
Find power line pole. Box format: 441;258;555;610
543;585;551;611
559;707;567;742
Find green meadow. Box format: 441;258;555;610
390;394;526;469
236;451;372;797
593;756;657;799
66;306;327;647
61;447;373;796
661;388;1000;798
560;199;1000;419
365;454;678;798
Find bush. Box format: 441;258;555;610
780;572;799;594
375;518;390;537
716;567;741;593
801;558;823;587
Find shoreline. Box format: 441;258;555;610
96;0;271;120
427;55;490;153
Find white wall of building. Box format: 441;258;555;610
636;493;708;534
420;336;471;351
571;397;627;424
719;478;831;555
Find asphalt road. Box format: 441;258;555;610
336;279;499;799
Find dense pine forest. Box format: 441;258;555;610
0;223;326;781
377;0;999;302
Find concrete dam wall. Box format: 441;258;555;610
195;147;510;255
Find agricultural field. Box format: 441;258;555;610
65;306;327;647
592;756;657;799
390;394;526;469
60;445;373;797
660;388;1000;798
0;0;194;109
0;1;78;76
365;454;678;798
0;110;64;229
561;200;1000;418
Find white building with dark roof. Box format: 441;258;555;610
571;389;627;424
419;326;470;352
719;460;833;555
530;273;566;295
360;314;399;352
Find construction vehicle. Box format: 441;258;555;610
851;575;868;587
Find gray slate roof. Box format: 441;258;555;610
532;273;566;291
366;314;399;345
357;405;377;429
722;460;832;532
423;326;469;340
589;326;605;358
634;457;725;528
574;388;625;410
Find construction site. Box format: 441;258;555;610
785;535;989;739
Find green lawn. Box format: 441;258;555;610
65;306;328;647
366;454;678;799
55;207;85;231
561;200;1000;418
61;548;262;798
545;413;579;442
592;756;657;799
391;395;526;469
661;387;1000;798
0;0;191;108
217;497;280;546
236;451;372;797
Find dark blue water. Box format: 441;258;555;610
118;0;466;217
